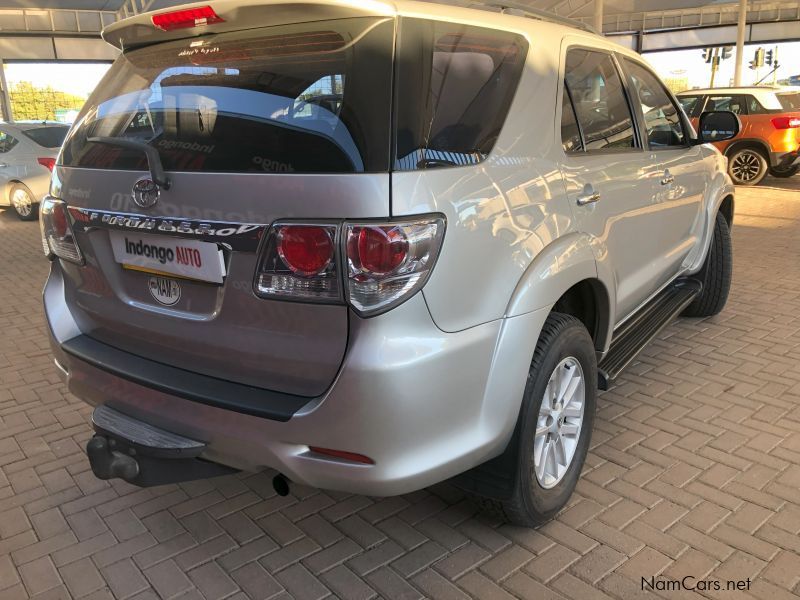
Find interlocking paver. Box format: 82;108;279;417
1;181;800;599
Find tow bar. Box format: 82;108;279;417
86;405;236;487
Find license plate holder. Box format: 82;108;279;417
109;231;226;284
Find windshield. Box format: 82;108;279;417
61;17;394;173
23;126;68;148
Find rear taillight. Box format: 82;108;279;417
277;225;334;276
771;116;800;129
254;216;445;316
151;6;223;31
255;223;340;302
344;219;444;316
39;198;83;264
37;157;55;172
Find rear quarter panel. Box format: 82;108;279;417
391;21;577;333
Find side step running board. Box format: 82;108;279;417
598;278;701;390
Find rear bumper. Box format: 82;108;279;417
45;262;548;496
771;148;800;169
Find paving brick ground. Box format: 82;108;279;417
1;176;799;600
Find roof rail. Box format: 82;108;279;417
469;1;598;34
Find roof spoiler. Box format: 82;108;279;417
102;0;397;51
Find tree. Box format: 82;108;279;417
8;81;86;122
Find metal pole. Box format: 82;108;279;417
734;0;747;86
710;47;720;88
594;0;604;34
0;59;13;122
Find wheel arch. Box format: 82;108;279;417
505;232;615;354
723;138;770;160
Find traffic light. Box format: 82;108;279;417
749;47;765;69
721;46;733;60
702;48;713;63
765;49;773;66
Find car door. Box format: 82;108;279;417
558;44;665;321
619;57;708;284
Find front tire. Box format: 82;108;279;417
470;313;597;527
10;183;37;221
683;211;732;318
728;147;768;186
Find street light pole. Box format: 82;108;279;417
734;0;747;86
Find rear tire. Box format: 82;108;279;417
466;313;597;527
10;183;37;221
683;211;732;318
769;164;799;178
727;147;768;186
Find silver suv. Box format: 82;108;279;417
41;0;739;526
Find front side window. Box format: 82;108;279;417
394;20;528;170
61;17;394;174
678;96;702;117
706;95;745;115
0;132;18;153
623;59;686;148
564;49;636;151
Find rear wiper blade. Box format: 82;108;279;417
87;136;171;190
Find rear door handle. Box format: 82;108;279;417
661;170;675;185
576;190;601;206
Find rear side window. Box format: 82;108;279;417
0;132;18;153
561;87;582;153
564;49;636;151
22;126;68;148
622;59;685;148
61;17;394;173
394;20;527;170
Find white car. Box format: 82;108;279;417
0;122;69;220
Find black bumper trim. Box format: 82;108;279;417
61;334;313;421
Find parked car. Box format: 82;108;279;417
0;122;68;220
678;86;800;185
41;0;738;526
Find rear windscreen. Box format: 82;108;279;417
60;17;527;174
777;93;800;110
61;17;394;173
24;126;68;148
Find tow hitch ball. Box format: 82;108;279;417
86;435;139;482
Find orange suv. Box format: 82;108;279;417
678;86;800;185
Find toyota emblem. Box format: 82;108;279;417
132;177;160;208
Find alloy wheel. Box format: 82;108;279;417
731;150;763;183
534;356;585;489
12;188;33;218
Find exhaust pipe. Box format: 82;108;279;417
272;473;290;496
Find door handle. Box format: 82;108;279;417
661;171;675;185
576;190;601;206
0;163;7;168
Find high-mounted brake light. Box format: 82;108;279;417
771;116;800;129
37;157;55;172
151;6;224;31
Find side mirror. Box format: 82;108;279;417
694;110;741;144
